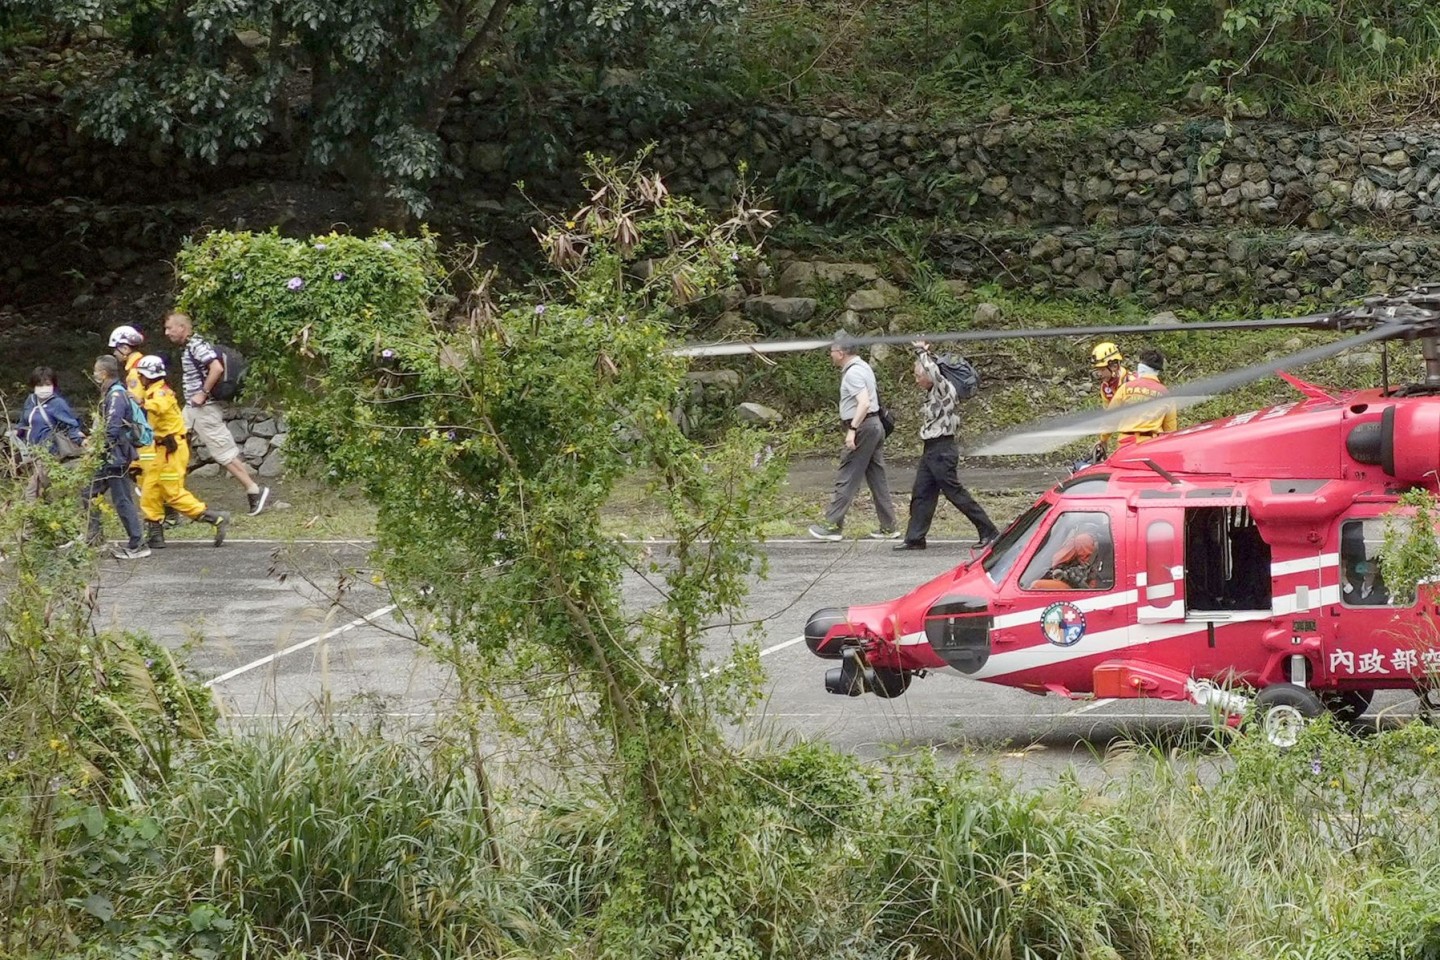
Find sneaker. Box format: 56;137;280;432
807;522;843;542
893;540;927;551
111;544;152;560
868;529;901;540
247;486;271;516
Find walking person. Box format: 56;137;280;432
110;325;147;396
83;355;149;559
133;355;229;549
163;311;269;515
808;332;898;541
13;366;87;500
110;324;155;500
894;344;1000;552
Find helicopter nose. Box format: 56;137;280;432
805;606;851;659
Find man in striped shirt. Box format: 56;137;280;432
163;311;270;515
894;343;999;551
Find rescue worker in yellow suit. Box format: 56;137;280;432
133;355;229;549
1109;346;1178;445
1089;340;1135;461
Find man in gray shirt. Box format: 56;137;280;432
809;333;898;541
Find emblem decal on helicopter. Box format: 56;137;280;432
1041;602;1087;647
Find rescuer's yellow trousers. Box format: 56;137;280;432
139;437;206;523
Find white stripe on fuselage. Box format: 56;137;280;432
901;557;1342;681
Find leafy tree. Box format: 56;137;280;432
174;159;803;956
16;0;741;218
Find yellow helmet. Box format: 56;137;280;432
1090;341;1122;368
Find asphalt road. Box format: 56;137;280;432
97;537;1422;784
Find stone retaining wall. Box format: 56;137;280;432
438;106;1440;230
187;407;287;479
13;95;1440;232
928;226;1440;306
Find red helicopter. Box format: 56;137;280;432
677;285;1440;745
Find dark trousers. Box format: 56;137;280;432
823;416;897;531
85;466;143;548
903;436;999;544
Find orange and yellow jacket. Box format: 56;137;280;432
1111;374;1178;441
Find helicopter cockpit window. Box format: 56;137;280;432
1184;506;1271;612
1019;512;1116;591
983;501;1052;584
1340;519;1396;607
1057;475;1110;495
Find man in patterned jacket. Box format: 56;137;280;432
894;343;1000;552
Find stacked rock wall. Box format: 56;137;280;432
188;408;287;479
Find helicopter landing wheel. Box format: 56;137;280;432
870;667;913;699
1416;686;1440;722
1321;690;1374;723
1253;685;1325;749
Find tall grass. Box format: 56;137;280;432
100;728;562;958
37;717;1440;958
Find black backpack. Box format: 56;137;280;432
190;342;249;401
936;354;980;400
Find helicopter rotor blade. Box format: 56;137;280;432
968;322;1406;456
667;314;1337;358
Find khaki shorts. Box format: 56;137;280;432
183;401;240;466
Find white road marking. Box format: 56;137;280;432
203;602;399;687
1065;697;1118;715
760;634;807;657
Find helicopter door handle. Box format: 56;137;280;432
992;599;1014;610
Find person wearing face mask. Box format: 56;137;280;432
14;366;87;499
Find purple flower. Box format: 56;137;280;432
535;304;546;315
730;252;739;261
314;243;328;250
379;241;394;251
286;277;305;291
381;348;396;359
333;272;348;282
145;658;155;669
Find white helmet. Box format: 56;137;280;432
135;354;167;380
108;325;144;349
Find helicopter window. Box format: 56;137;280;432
1019;512;1116;591
1139;490;1182;499
1184;506;1271;612
1146;521;1177;608
1185;488;1235;498
1058;475;1110;494
983;501;1052;584
1340;519;1398;607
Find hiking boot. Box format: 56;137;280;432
807;522;843;542
163;506;182;528
201;510;229;547
247;486;271;516
145;521;166;550
112;544;152;560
